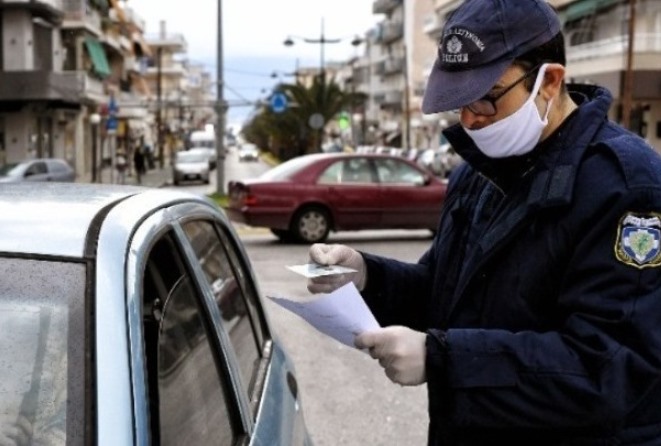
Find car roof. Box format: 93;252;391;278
0;183;208;258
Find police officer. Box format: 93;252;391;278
307;0;661;444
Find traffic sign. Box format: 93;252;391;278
270;92;288;113
308;113;325;129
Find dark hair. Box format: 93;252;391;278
513;32;567;91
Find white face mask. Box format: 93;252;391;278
463;63;553;158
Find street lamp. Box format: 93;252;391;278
90;113;101;183
283;18;362;81
284;20;363;151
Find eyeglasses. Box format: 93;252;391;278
464;63;542;117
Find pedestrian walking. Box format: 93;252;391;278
115;150;127;184
307;0;661;444
133;147;146;185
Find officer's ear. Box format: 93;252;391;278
540;63;565;101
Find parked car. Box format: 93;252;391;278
226;153;447;243
0;158;75;183
188;146;217;170
0;183;312;445
238;143;260;162
172;149;210;185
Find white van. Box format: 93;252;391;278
189;130;215;149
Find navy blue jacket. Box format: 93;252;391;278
361;85;661;445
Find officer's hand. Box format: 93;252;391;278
0;414;33;446
307;243;367;293
355;326;427;386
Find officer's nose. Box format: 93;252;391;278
460;107;491;130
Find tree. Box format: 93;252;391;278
242;75;366;161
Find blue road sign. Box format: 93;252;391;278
270;92;288;113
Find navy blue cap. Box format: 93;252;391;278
422;0;561;114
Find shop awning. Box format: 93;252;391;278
564;0;623;22
84;37;111;78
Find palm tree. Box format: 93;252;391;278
242;75;366;160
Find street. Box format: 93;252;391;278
242;231;431;446
192;148;432;445
170;150;433;444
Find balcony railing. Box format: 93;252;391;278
61;0;102;33
380;21;404;44
383;57;405;75
373;0;400;14
567;33;661;62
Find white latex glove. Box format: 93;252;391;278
354;326;427;386
307;243;367;293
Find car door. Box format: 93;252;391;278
320;158;382;228
125;202;308;446
373;157;442;229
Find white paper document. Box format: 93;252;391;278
267;282;380;349
286;263;357;278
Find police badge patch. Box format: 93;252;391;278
615;213;661;268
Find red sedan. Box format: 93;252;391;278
226;153;447;243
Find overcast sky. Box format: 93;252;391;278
131;0;381;126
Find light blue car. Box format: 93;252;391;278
0;183;312;446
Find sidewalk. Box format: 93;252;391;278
78;164;172;188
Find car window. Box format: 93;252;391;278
25;162;47;176
47;160;69;173
375;158;426;185
317;161;342;184
340;158;374;183
0;258;86;446
142;232;241;446
182;221;263;398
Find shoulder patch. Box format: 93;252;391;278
615;213;661;268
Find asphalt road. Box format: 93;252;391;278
241;231;432;446
171;149;434;445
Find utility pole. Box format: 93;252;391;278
621;0;636;129
215;0;226;195
156;46;164;168
403;44;411;151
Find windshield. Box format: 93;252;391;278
0;257;86;444
176;151;208;163
0;163;20;177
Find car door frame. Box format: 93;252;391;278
121;202;254;445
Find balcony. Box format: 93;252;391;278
568;33;661;64
0;71;87;104
384;90;403;105
61;0;102;35
145;33;187;53
383;57;405;75
380;21;404;44
373;0;400;14
0;0;64;21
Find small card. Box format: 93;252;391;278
286;263;357;278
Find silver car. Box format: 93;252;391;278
0;183;312;446
0;158;75;183
172;150;210;185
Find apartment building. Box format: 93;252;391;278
0;0;153;179
422;0;661;152
143;21;187;167
356;0;436;149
